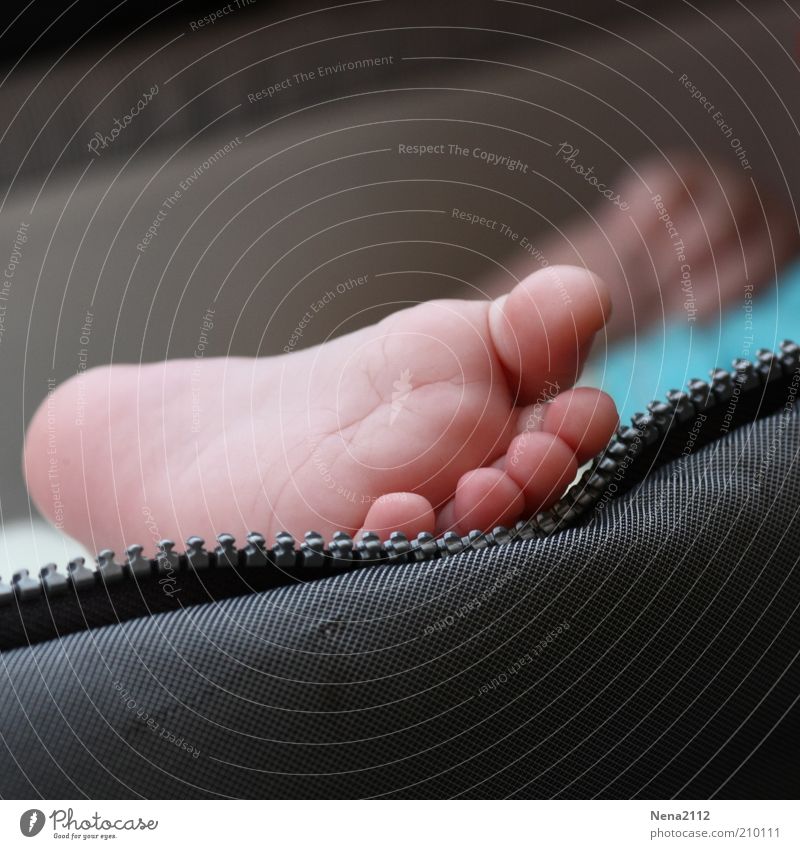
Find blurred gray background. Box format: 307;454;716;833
1;0;799;567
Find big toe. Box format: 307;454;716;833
489;265;611;404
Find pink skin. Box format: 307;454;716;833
24;265;618;553
432;388;619;534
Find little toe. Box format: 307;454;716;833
435;499;458;535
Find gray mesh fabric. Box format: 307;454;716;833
1;408;799;799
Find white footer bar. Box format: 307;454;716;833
1;799;796;847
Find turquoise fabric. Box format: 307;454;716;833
590;257;800;422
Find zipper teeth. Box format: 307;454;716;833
2;341;798;606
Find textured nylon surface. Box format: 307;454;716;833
1;409;799;799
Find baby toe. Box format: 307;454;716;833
435;499;458;535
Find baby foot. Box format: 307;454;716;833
515;154;798;340
23;266;618;553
